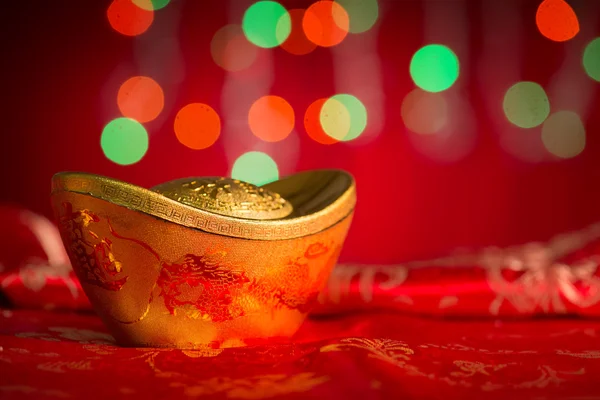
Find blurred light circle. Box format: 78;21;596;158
248;95;295;142
174;103;221;150
336;0;378;34
536;0;579;42
541;110;586;159
242;1;291;49
101;118;149;165
583;37;600;82
211;25;258;72
503;81;550;128
328;94;367;141
401;88;448;134
410;44;459;93
281;9;318;55
132;0;169;10
304;98;339;145
303;1;350;47
319;97;351;141
117;76;164;123
231;151;279;186
107;0;153;37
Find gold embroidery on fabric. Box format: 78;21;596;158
556;350;600;359
320;265;408;304
82;344;117;355
483;223;600;314
514;365;585;389
321;338;414;364
181;348;224;358
37;360;92;373
171;373;329;399
420;343;537;355
450;360;507;377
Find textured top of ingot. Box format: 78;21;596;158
151;177;292;220
50;170;356;241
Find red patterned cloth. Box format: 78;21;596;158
2;309;600;399
2;206;600;398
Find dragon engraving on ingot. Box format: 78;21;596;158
247;242;339;313
59;202;335;324
57;202;127;291
152;177;293;220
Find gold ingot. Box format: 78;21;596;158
50;170;355;348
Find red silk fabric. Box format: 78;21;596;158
2;309;600;399
3;206;600;397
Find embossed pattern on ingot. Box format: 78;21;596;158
50;172;355;241
152;177;292;220
51;191;352;348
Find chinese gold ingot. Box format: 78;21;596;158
50;170;355;348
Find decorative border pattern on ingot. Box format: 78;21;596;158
51;172;356;241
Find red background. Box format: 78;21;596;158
1;0;600;265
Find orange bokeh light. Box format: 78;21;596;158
304;98;338;145
117;76;164;123
107;0;154;37
281;9;318;56
536;0;579;42
248;96;295;142
303;1;350;48
174;103;221;150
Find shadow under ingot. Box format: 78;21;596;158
50;170;355;348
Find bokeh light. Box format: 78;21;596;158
322;94;367;141
174;103;221;150
281;9;318;55
101;118;149;165
541;110;586;159
107;0;153;37
536;0;579;42
132;0;169;11
503;81;550;128
336;0;378;34
319;97;351;141
248;96;295;143
117;76;164;123
305;98;339;145
401;88;448;135
410;44;459;93
583;37;600;82
303;1;350;47
231;151;279;186
211;25;258;72
242;1;291;49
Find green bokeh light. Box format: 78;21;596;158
336;0;378;34
242;1;291;49
503;81;550;129
320;94;367;141
231;151;279;186
409;44;460;93
583;37;600;82
101;118;149;166
132;0;170;11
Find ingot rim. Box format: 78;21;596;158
50;170;356;241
